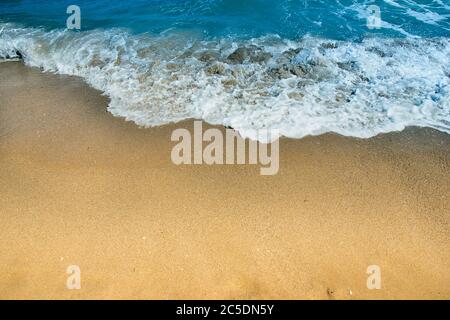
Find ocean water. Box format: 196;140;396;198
1;0;449;139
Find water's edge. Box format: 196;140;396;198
1;24;449;141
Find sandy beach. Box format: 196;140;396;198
0;61;449;299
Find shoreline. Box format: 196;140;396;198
1;62;449;299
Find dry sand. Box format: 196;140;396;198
0;62;449;299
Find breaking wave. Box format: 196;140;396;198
1;23;449;139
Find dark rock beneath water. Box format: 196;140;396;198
227;46;272;64
15;50;23;59
249;51;272;64
227;47;249;64
268;64;291;79
321;42;338;49
221;79;237;86
290;65;308;76
205;63;225;75
269;63;308;79
282;48;302;58
198;51;220;63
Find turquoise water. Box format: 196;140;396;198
1;0;449;39
1;1;449;139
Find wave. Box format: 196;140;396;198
1;23;449;140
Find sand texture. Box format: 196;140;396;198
0;62;449;299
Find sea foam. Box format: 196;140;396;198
1;24;449;140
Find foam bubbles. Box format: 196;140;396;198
1;24;449;140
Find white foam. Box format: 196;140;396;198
383;0;404;9
348;2;418;38
382;0;450;26
406;8;448;25
1;23;449;141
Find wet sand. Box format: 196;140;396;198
0;62;449;299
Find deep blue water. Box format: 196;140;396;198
1;0;449;39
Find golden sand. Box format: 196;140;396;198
0;62;449;299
